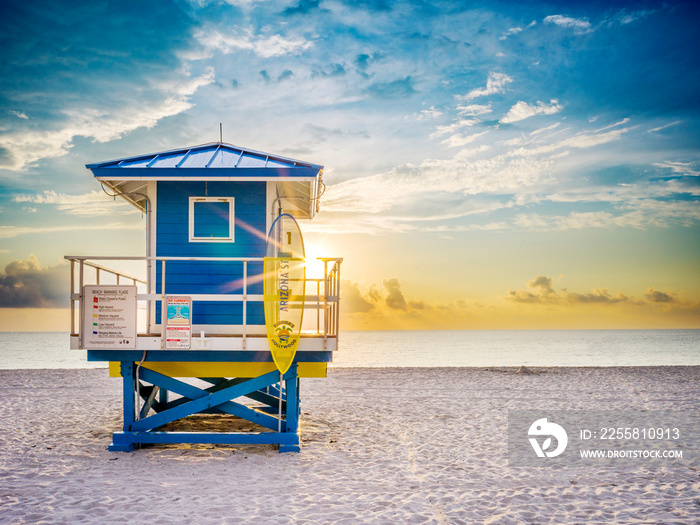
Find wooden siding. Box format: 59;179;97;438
155;181;266;325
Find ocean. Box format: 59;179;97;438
0;330;698;369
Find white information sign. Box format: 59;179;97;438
165;296;192;350
82;285;137;349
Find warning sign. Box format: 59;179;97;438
165;296;191;349
82;285;137;349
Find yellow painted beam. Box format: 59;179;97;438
108;361;327;378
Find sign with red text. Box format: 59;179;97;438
82;285;137;349
165;296;192;350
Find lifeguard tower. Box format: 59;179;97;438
65;142;342;452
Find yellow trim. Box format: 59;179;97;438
108;361;327;378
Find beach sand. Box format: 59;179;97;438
1;366;699;524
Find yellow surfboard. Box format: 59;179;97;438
264;214;306;374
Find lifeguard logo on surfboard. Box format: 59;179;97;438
270;320;297;351
264;214;306;374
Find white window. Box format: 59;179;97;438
188;197;235;242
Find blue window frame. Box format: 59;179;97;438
188;197;235;242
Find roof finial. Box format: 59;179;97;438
219;123;223;144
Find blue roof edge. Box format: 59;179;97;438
91;166;321;179
85;142;324;171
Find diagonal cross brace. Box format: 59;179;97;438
131;368;282;432
139;384;160;419
199;377;286;411
130;368;289;432
157;378;247;415
152;378;286;416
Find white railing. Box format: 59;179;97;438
64;255;342;348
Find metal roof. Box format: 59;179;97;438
87;142;322;175
87;142;324;218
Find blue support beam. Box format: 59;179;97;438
111;431;299;447
199;378;286;412
88;349;331;362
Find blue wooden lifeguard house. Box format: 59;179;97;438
66;142;342;452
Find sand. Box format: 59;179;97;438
1;366;699;524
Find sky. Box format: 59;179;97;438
1;0;699;331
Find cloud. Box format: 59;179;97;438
260;69;294;83
644;288;677;303
312;63;346;78
501;100;563;124
0;222;143;240
507;275;557;303
440;130;490;149
1;68;215;171
530;122;562;136
507;126;633;157
14;190;135;216
507;276;636;305
0;255;68;308
514;211;620;231
319;104;695;236
430;119;480;138
339;276;698;330
648;121;682;133
530;275;554;292
339;277;431;319
323;151;555;217
383;278;408;310
543;15;593;33
195;29;313;58
592;118;630;133
217;0;264;7
511;200;700;232
278;69;294;82
456;104;492;117
617;10;653;24
344;0;393;12
653;161;699;178
415;107;443;120
354;52;384;77
302;124;370;146
603;8;656;27
459;72;513;101
283;0;325;16
499;27;523;40
0;3;218;171
559;127;632;149
10;110;28;120
566;289;631;304
365;76;416;99
505;276;697;308
340;279;374;313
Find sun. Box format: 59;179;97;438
303;242;327;279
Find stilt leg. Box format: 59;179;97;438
279;363;300;453
109;361;137;451
158;385;169;406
